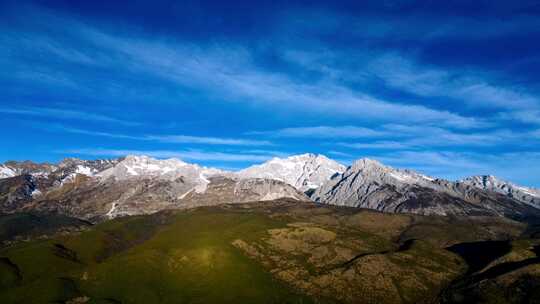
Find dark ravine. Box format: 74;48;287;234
446;240;513;275
440;243;540;303
0;212;92;246
0;257;22;288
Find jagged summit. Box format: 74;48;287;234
237;153;346;192
350;158;385;169
462;175;540;208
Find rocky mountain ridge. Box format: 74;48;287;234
461;175;540;209
312;158;540;220
1;154;539;221
0;155;310;220
97;155;225;194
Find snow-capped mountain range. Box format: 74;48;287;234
1;153;539;221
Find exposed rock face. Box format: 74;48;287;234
461;175;540;209
0;175;36;212
181;177;309;208
27;176;307;221
54;158;119;182
0;158;119;192
0;161;56;179
312;159;540;219
29;177;194;220
237;153;346;192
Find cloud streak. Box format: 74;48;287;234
51;125;273;146
146;135;272;146
58;148;274;163
367;54;539;111
248;126;387;138
0;9;490;129
251;124;540;149
370;150;540;187
0;107;139;126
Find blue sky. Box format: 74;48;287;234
1;0;540;186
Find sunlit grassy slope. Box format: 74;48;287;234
0;208;316;304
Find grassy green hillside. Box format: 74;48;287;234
0;200;538;304
0;208;315;303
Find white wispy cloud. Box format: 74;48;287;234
370;150;540;187
498;110;540;125
51;125;273;146
0;8;489;130
339;141;411;150
380;124;512;147
58;148;274;162
239;149;291;157
146;135;272;146
367;54;539;111
279;8;540;43
280;47;539;116
248;126;387;138
326;150;353;157
339;125;539;150
0;107;139;126
246;124;537;149
102;38;485;128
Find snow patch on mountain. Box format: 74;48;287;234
0;165;16;179
31;188;42;197
75;165;96;176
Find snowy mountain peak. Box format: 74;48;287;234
237;153;346;192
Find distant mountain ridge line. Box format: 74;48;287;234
1;153;538;192
0;153;539;221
